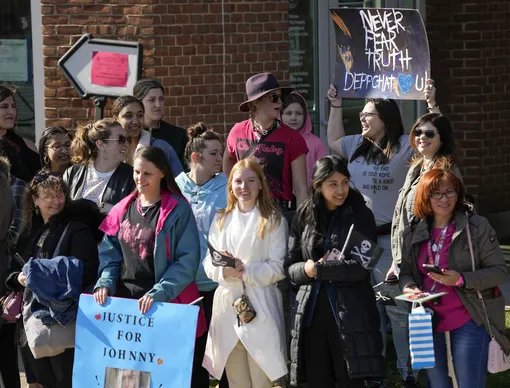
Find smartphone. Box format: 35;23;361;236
384;275;399;284
326;248;342;261
422;264;442;275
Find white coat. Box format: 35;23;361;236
202;205;288;382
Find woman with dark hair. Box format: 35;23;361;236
93;146;206;345
286;155;384;387
133;78;188;167
38;126;72;174
223;73;308;212
5;172;102;388
63;119;135;218
175;122;229;388
400;167;508;387
0;86;40;179
326;81;438;386
391;113;459;283
112;95;183;176
281;92;327;187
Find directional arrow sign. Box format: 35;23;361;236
58;34;143;99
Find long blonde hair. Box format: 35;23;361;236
217;159;281;239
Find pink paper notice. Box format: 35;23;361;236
91;51;128;87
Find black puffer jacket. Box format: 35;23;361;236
7;199;103;291
63;162;135;218
0;165;14;297
285;190;385;386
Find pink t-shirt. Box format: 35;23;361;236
417;224;472;332
226;120;308;201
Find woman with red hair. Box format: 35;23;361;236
399;167;508;387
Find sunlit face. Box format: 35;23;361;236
34;188;65;221
232;168;262;209
281;102;305;130
0;96;17;131
255;91;282;122
430;181;457;219
142;88;165;123
414;122;441;159
194;139;223;176
133;157;164;197
100;125;129;164
318;172;350;210
45;134;71;171
360;102;385;141
115;102;144;138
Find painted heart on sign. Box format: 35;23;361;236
397;74;414;94
94;314;101;320
157;358;164;365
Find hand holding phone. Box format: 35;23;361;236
325;248;344;261
422;264;442;275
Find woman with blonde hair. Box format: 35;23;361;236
203;158;288;388
63;119;135;217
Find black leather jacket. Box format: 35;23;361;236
63;162;135;218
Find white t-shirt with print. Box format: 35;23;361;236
341;134;413;226
81;164;116;207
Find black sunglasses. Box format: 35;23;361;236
268;93;282;103
413;129;437;139
105;135;128;144
33;171;61;183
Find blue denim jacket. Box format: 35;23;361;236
24;256;83;326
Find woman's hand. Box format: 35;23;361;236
327;84;342;107
94;287;109;305
428;269;461;287
403;284;422;295
17;272;27;287
223;258;245;279
304;259;317;278
425;79;437;107
385;262;399;281
138;295;154;314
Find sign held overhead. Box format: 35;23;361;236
58;34;143;99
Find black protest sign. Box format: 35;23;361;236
331;8;430;100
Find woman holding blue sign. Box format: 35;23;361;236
326;81;437;387
93;146;206;337
285;155;384;387
202;158;288;388
399;167;508;387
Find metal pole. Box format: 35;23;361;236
93;96;107;121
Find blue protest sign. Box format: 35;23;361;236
73;294;199;388
331;8;430;100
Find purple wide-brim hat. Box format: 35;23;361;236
239;72;293;112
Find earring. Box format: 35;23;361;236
34;206;40;216
44;156;50;165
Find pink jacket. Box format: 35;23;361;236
287;92;328;187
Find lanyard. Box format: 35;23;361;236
426;225;449;290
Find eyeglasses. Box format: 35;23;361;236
33;171;61;183
430;190;457;199
268;93;282;103
105;135;128;144
413;129;438;139
359;112;380;119
48;142;71;152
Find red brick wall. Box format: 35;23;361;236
42;0;290;135
426;0;510;213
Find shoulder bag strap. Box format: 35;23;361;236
465;216;495;338
53;223;71;258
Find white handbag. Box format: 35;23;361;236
465;221;510;373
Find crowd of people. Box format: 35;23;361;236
0;71;507;388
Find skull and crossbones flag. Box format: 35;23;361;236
343;228;383;270
205;236;236;268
